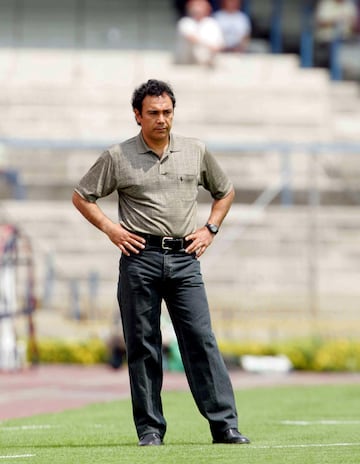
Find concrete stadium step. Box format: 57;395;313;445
330;81;360;110
4;145;358;205
0;50;328;138
0;50;324;91
1;49;353;144
2;201;360;314
328;81;360;140
0;49;359;202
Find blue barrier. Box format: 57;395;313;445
270;0;283;53
330;35;343;81
300;1;314;68
242;0;251;17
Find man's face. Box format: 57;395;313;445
134;93;174;145
188;0;211;21
222;0;241;12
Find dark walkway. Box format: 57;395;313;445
1;365;360;421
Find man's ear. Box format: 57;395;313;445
134;109;141;125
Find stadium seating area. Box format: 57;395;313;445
1;0;360;342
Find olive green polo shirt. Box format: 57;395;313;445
74;132;233;237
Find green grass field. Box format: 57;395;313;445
1;384;359;464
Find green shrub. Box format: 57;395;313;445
312;339;360;372
27;337;360;371
28;338;108;365
218;338;360;372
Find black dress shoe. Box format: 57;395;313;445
138;433;163;446
213;428;250;444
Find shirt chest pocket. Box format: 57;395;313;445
167;173;198;201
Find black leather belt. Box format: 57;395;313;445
138;233;192;251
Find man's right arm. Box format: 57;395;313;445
72;191;145;256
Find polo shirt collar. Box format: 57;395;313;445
168;133;181;153
136;132;151;154
135;132;181;154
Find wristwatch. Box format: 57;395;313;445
205;223;219;235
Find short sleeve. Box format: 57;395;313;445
200;147;233;199
74;151;118;202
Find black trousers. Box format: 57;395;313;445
118;246;239;439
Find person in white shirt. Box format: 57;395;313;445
314;0;358;67
315;0;358;43
174;0;224;66
214;0;251;52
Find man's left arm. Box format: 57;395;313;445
185;187;235;257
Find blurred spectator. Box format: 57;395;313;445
314;0;358;67
214;0;251;52
174;0;224;66
173;0;220;18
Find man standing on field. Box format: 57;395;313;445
72;79;250;447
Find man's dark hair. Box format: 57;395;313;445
131;79;176;114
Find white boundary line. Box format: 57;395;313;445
280;420;360;426
1;423;108;432
0;455;35;460
1;425;56;431
1;424;359;453
253;443;360;449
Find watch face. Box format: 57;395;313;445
206;223;218;234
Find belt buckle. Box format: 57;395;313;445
162;236;174;250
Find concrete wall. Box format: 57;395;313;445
0;0;176;50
